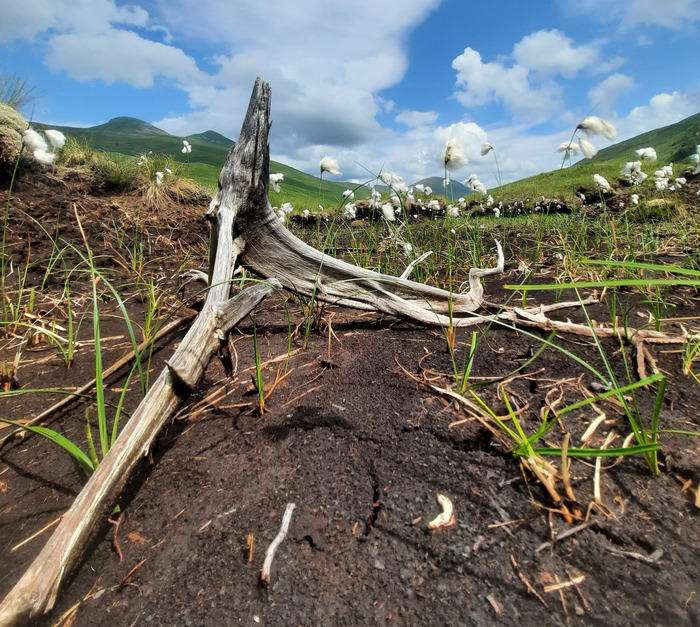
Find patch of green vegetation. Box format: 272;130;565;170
492;112;700;203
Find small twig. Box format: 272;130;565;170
261;503;296;584
486;594;502;615
594;432;616;503
602;545;663;563
544;574;586;593
399;250;433;280
247;533;254;562
535;520;595;553
511;554;549;608
11;515;64;552
580;413;607;445
118;558;147;587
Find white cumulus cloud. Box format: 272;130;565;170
395;110;439;128
588;73;636;112
0;0;149;42
512;29;601;78
621;91;698;137
452;47;564;120
47;30;204;87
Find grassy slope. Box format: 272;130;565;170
491;112;700;201
36;117;361;207
37;112;699;207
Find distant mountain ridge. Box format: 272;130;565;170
413;176;470;198
35;116;235;168
34;112;700;200
88;116;172;137
185;130;234;149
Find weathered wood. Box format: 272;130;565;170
0;78;275;627
237;207;503;327
0;76;506;625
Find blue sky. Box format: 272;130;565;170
2;0;699;187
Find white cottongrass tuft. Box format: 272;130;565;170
577;116;617;141
22;128;56;164
33;150;56;165
22;128;49;152
343;203;357;219
447;204;459;217
379;171;404;188
426;199;440;211
269;172;284;193
182;139;192;154
465;173;487;195
593;174;611;192
579;138;598;159
442;138;467;171
631;194;639;205
155;171;164;186
342;189;354;200
480;142;494;156
690;145;700;174
620;161;647;185
557;141;580;157
635;147;657;162
424;186;432;196
44;129;66;150
320;156;341;176
654;164;673;179
381;202;396;222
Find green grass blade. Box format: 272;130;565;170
532;443;661;458
0;417;95;474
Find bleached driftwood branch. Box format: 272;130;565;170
0;77;506;625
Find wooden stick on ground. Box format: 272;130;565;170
261;503;296;585
1;76;508;625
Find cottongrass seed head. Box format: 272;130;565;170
577;116;617;141
320;156;341;176
442;138;467;171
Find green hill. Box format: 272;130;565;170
414;176;470;199
36;116;232;169
589;112;700;166
185;130;234;149
35;117;360;206
88;116;171;138
490;111;700;201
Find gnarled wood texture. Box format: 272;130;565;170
0;77;502;625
